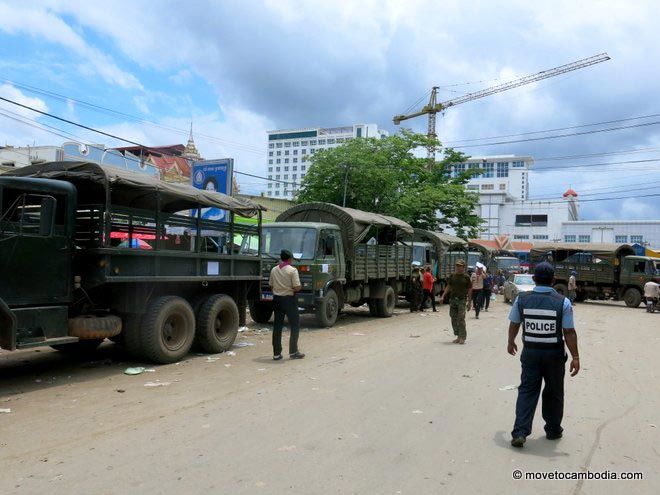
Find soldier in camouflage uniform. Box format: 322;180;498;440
440;260;473;344
409;265;423;312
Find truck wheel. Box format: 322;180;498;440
553;283;569;296
195;295;239;353
376;286;396;317
141;296;195;364
120;313;145;358
623;288;642;308
51;339;104;354
249;300;273;324
368;299;379;316
316;289;339;327
68;315;122;340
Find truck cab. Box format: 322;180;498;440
0;177;78;350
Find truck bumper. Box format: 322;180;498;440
0;297;17;351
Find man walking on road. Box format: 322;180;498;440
471;265;487;319
441;260;473;344
507;262;580;448
568;271;577;305
269;249;305;360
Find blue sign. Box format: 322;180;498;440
191;159;234;221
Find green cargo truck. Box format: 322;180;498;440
248;202;413;327
0;161;263;363
530;242;660;307
409;229;467;296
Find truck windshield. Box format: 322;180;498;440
497;258;520;269
467;252;482;267
413;245;426;265
262;226;318;260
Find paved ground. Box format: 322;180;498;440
1;297;658;494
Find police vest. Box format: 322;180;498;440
518;290;565;350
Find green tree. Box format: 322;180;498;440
296;131;483;238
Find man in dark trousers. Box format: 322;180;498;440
420;265;437;312
269;249;305;360
507;262;580;448
440;260;473;344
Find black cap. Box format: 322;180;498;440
534;262;554;282
280;249;293;261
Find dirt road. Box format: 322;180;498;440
1;298;658;494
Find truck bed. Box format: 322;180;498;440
352;244;412;282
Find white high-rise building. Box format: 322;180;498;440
265;124;388;198
448;155;578;241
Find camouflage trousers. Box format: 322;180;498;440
449;297;467;339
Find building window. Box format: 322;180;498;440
277;151;282;156
513;234;529;240
515;214;548;227
467;185;479;190
301;149;306;154
301;157;307;162
284;158;289;164
630;235;643;243
276;143;282;148
327;138;335;144
293;174;297;179
268;151;273;157
276;159;281;165
285;150;289;156
284;166;289;171
275;191;280;196
284;142;291;148
356;127;362;138
301;166;306;171
499;184;506;190
318;139;326;145
293;141;299;147
268;160;273;165
482;162;494;178
481;184;494;190
512;160;524;168
578;235;591;243
453;163;466;177
268;167;273;172
268;183;272;189
284;174;288;179
293;166;298;171
564;235;576;243
301;141;308;146
293;149;298;155
336;138;344;143
496;162;509;178
275;182;280;188
533;235;549;240
268;175;272;180
267;191;272;197
310;148;315;154
293;158;298;163
269;143;274;149
309;139;317;145
615;235;628;243
275;175;280;180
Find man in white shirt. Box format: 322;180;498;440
269;249;305;360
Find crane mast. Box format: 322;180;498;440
393;53;611;167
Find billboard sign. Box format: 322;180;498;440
191;158;234;222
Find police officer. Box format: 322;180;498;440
269;249;305;360
440;260;473;344
507;262;580;448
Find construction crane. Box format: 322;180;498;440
393;53;611;166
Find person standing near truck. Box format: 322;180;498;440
507;262;580;448
440;260;473;344
483;271;493;312
420;265;438;312
470;265;487;319
269;249;305;360
568;271;577;305
409;263;423;312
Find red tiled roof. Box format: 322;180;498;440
149;154;191;177
470;238;534;252
563;188;578;197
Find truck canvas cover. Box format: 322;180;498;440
5;161;263;217
411;228;466;254
276;202;413;253
530;242;636;262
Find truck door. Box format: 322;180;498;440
318;229;343;280
0;190;72;305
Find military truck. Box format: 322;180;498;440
530;242;660;307
0;161;263;363
488;254;522;276
409;229;467;294
248;202;413;327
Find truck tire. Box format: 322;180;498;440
553;283;569;296
51;339;104;354
68;315;122;340
376;286;396;318
141;296;195;364
316;289;339;327
249;300;273;324
623;288;642;308
368;299;379;316
195;295;239;353
120;313;145;358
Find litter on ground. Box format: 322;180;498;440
124;367;146;375
144;381;171;387
499;384;518;391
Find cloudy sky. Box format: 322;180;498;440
0;0;658;220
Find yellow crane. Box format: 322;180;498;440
393;53;611;166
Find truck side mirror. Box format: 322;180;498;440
39;196;56;237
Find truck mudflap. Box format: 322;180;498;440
0;297;17;351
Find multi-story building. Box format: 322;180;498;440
448;155;578;241
265;124;388;198
561;220;660;249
